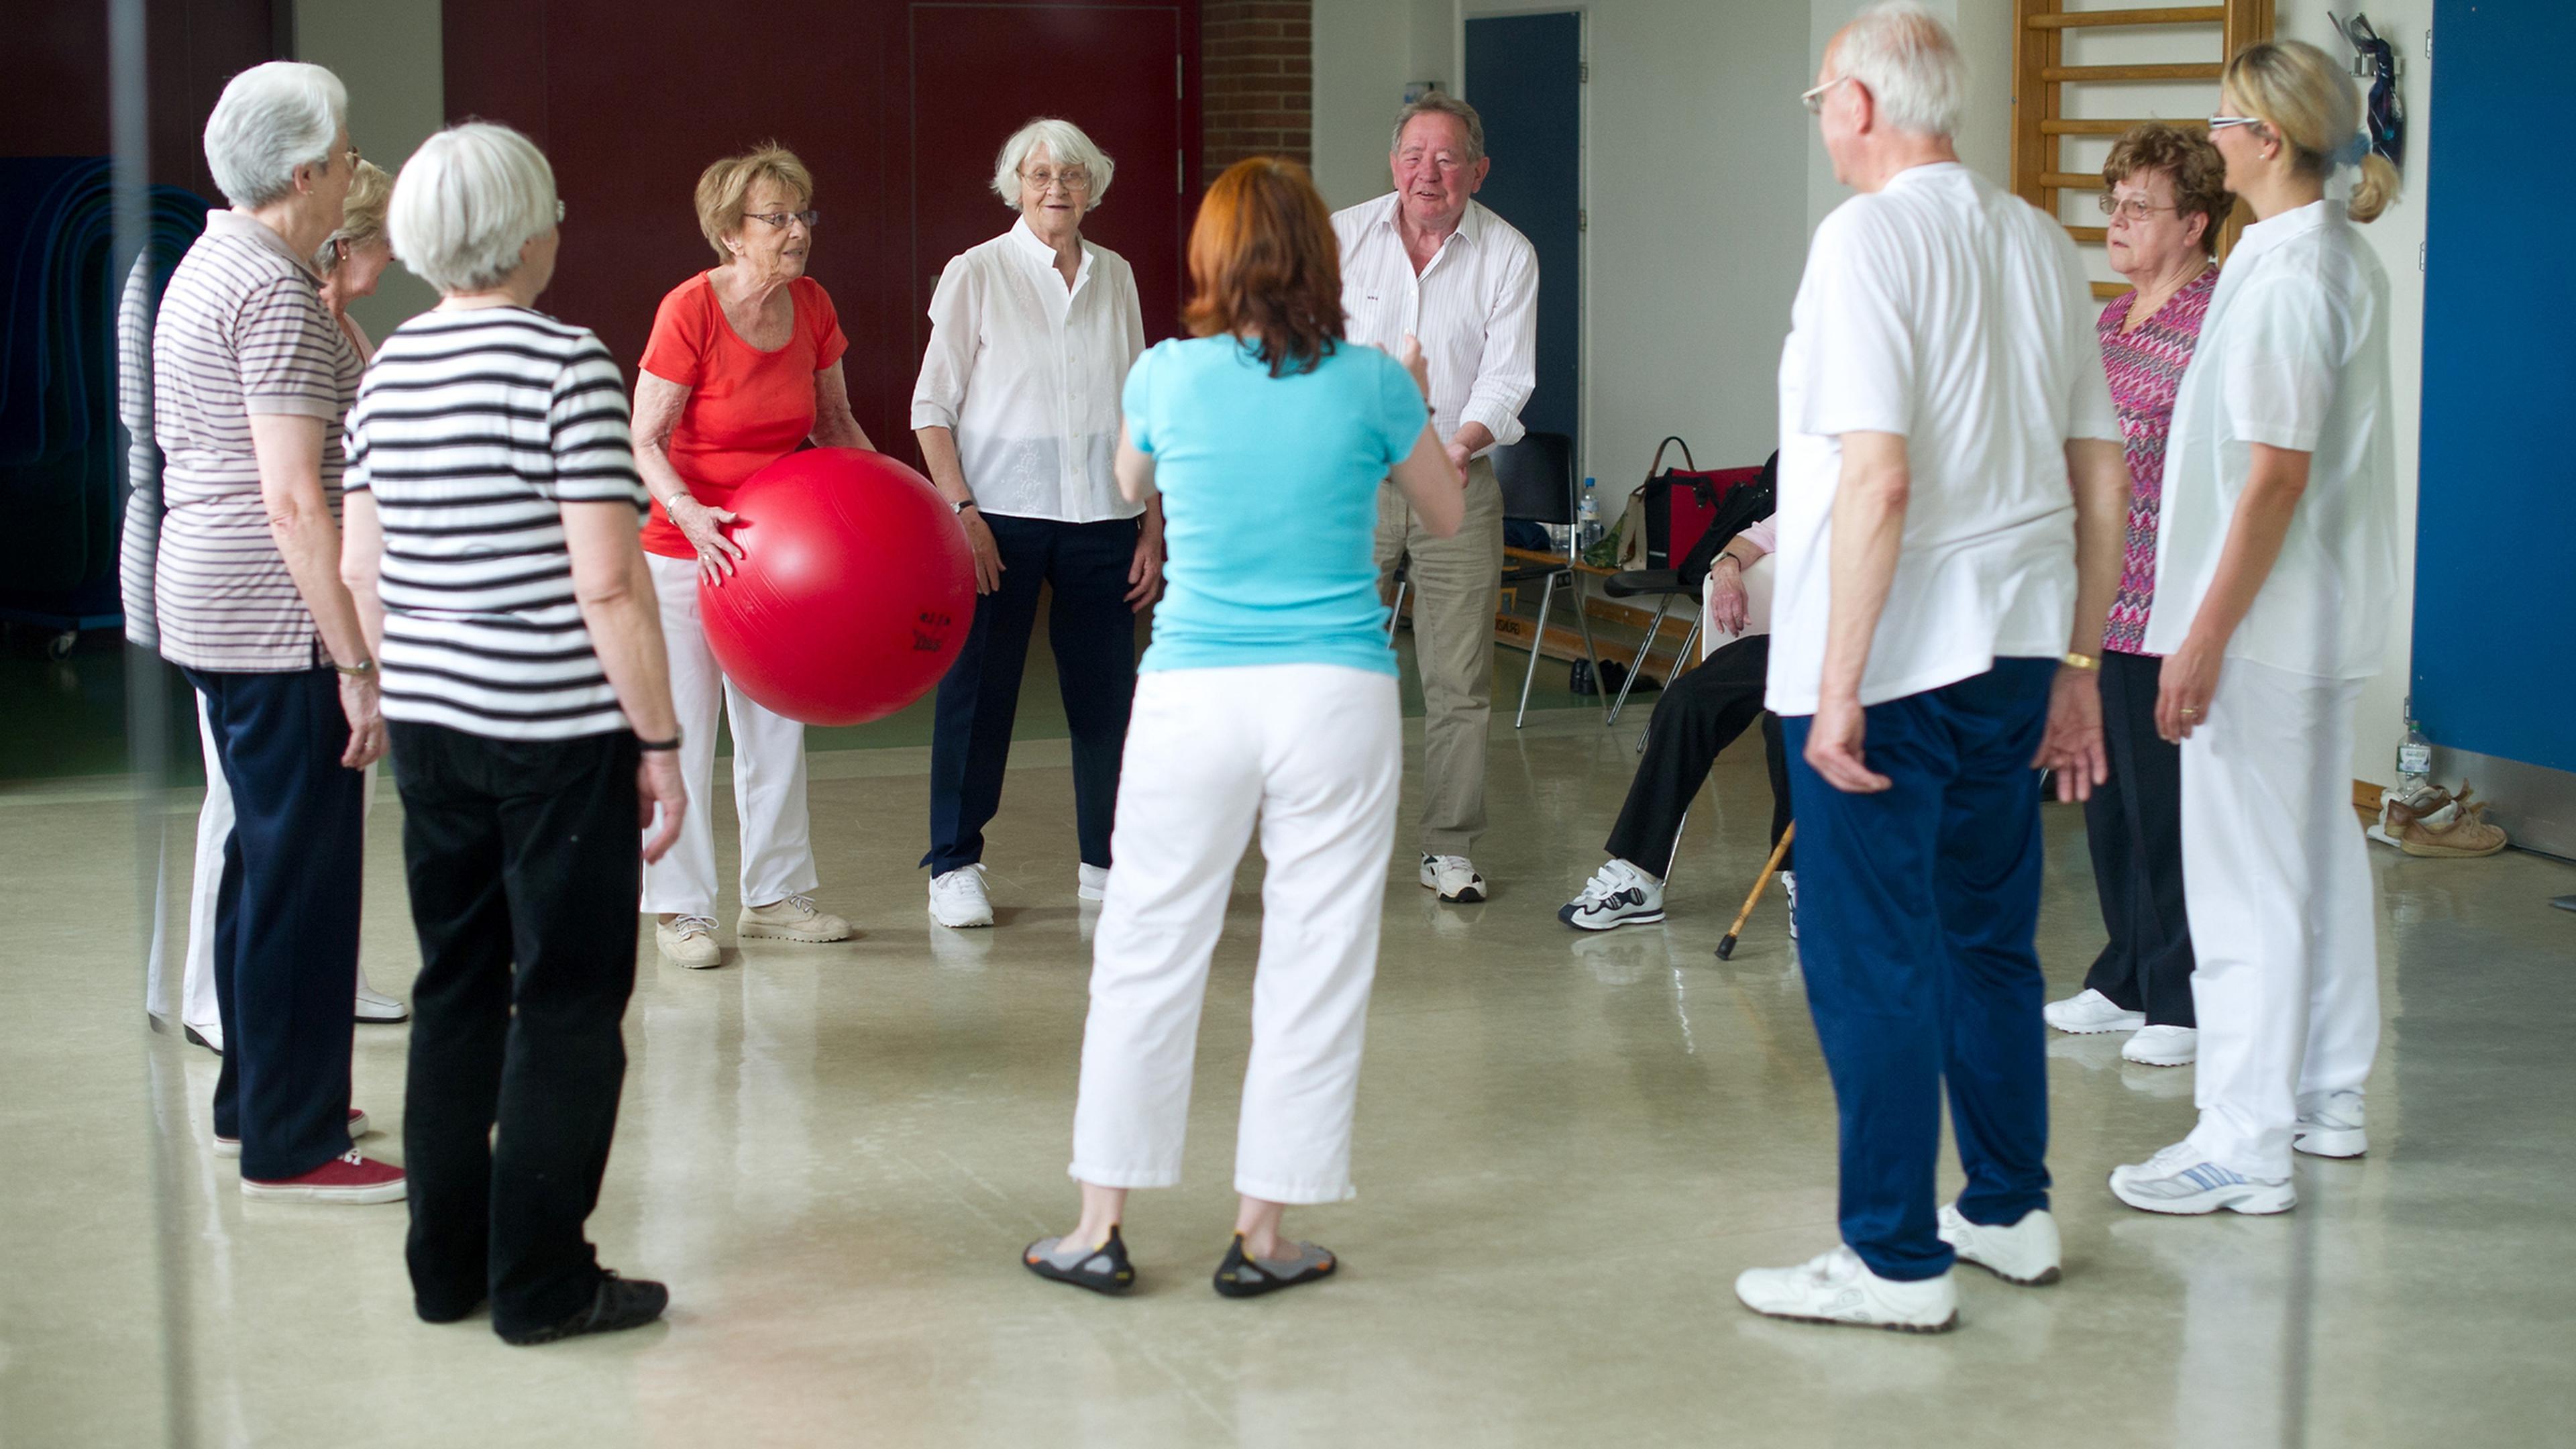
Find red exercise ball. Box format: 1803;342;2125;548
697;447;976;727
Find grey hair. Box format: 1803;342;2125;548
386;123;559;294
203;61;348;209
1834;1;1966;139
991;118;1116;209
1389;92;1485;164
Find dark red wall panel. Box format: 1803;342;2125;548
1;0;281;201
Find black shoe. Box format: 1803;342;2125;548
497;1272;668;1346
1024;1224;1136;1294
417;1296;486;1325
1212;1234;1336;1299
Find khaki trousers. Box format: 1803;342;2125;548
1375;455;1505;856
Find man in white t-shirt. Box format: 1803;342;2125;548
1732;3;2133;1334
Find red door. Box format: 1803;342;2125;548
909;5;1194;357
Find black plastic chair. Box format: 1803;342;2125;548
1387;431;1604;728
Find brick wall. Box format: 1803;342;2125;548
1201;0;1312;184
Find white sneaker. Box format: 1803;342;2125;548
2293;1089;2368;1159
1935;1203;2061;1286
1420;853;1488;904
2108;1142;2295;1216
1077;863;1110;902
2043;988;2145;1036
354;979;408;1024
1781;869;1799;942
1734;1244;1957;1333
738;894;853;943
2121;1024;2197;1067
929;865;996;928
1559;859;1663;930
656;914;722;969
184;1020;223;1054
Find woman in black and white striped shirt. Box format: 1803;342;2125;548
341;121;686;1347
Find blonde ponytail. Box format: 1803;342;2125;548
2349;152;2399;223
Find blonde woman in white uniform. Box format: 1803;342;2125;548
2108;39;2402;1216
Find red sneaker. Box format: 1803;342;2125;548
241;1148;407;1203
214;1108;373;1160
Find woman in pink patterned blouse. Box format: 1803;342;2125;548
2042;123;2232;1070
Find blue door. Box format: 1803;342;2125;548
2416;1;2576;771
1464;11;1581;456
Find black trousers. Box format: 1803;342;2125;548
922;513;1139;875
182;665;365;1181
1603;635;1793;878
390;722;641;1334
2081;650;2196;1026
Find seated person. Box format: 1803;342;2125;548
1562;494;1790;933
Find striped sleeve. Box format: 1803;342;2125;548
236;276;345;419
548;339;646;508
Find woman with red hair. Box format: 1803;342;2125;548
1022;158;1462;1299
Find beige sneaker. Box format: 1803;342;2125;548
738;894;853;943
2397;784;2509;858
657;914;723;969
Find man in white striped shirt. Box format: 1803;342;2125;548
1332;93;1539;904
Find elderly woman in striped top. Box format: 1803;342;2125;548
341;122;685;1346
2041;122;2231;1073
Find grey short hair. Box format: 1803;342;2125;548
1389;93;1485;164
991;118;1116;209
1835;1;1966;139
387;123;559;294
203;61;348;209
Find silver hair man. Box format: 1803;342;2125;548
202;61;349;209
1386;92;1486;164
1829;1;1967;137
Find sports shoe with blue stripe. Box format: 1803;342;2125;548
2108;1142;2296;1216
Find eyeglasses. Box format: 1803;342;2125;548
745;209;820;229
2097;193;2182;223
1020;168;1093;194
345;144;362;168
1801;74;1854;114
2207;115;2267;134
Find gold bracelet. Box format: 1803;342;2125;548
2060;651;2102;672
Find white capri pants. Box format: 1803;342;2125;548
1070;663;1402;1205
639;551;820;919
2180;656;2380;1181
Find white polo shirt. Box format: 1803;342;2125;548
1766;162;2119;716
2142;201;2396;678
1330;193;1538;453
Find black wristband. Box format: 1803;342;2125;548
637;733;682;753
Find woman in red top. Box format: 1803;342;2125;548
633;144;874;968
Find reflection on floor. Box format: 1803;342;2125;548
3;701;2571;1446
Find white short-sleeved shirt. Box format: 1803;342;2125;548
1330;194;1538;453
908;220;1145;523
1765;163;2119;715
2142;201;2396;678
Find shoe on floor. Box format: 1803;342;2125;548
1213;1234;1336;1299
1420;853;1488;904
2108;1143;2295;1216
1559;859;1663;931
498;1271;669;1346
1024;1225;1135;1294
2121;1024;2198;1067
354;981;409;1024
1078;862;1110;902
1936;1203;2061;1286
737;894;853;943
215;1108;370;1159
184;1021;223;1055
239;1148;406;1203
656;914;722;969
2396;784;2510;858
1734;1244;1957;1333
2294;1089;2368;1158
2043;988;2146;1036
1782;869;1799;942
929;865;996;928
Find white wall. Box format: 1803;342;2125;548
295;0;447;343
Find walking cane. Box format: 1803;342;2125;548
1715;823;1796;961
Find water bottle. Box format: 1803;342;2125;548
1576;477;1601;553
2396;696;2432;791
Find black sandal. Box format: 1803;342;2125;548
1024;1225;1136;1294
1212;1234;1336;1299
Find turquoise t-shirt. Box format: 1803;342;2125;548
1124;335;1428;676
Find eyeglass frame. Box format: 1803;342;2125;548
744;209;821;230
2096;191;2184;223
2207;115;2267;135
1018;166;1095;194
1801;73;1855;114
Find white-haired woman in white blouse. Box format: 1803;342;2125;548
912;117;1160;930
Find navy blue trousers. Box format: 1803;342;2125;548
923;513;1138;875
182;665;366;1181
1780;659;2055;1281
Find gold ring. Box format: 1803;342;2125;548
2180;706;2200;716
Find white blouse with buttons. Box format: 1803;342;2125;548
910;219;1148;523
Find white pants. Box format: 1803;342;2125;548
148;692;376;1034
2181;657;2380;1180
639;551;819;918
1070;664;1401;1205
